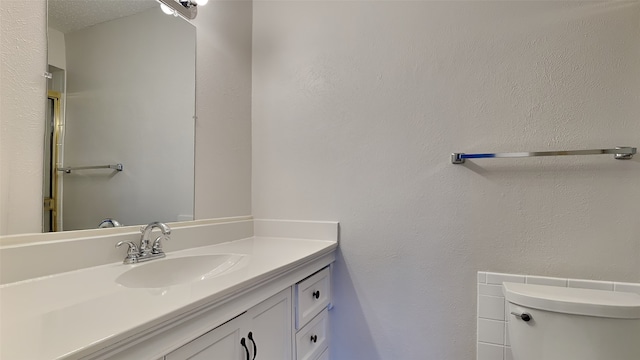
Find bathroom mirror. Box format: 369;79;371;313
45;0;196;232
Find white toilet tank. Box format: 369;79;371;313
503;282;640;360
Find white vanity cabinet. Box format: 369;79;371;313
161;267;331;360
294;267;332;360
317;349;330;360
165;314;246;360
0;220;339;360
165;288;292;360
245;287;293;360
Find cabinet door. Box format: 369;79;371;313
245;288;293;360
166;315;247;360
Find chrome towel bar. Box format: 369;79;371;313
57;163;123;174
451;147;636;164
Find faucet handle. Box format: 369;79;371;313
116;241;138;253
152;235;169;255
116;241;139;264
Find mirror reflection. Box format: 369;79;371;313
46;0;196;232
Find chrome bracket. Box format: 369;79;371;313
615;147;635;160
451;153;465;164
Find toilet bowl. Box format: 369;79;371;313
503;282;640;360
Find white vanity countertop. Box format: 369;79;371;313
0;236;337;360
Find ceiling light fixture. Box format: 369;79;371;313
157;0;206;20
160;3;176;16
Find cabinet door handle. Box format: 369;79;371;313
312;290;320;299
310;334;318;343
240;338;250;360
248;331;257;360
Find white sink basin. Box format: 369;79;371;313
116;254;247;288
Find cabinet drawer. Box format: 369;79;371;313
316;347;329;360
296;267;330;329
295;308;328;360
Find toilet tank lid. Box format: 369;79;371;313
502;282;640;319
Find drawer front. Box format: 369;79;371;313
316;348;329;360
296;308;328;360
296;267;330;329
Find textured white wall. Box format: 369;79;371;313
0;0;47;235
0;0;253;234
252;1;640;359
62;8;195;230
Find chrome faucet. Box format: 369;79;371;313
116;221;171;264
98;218;123;228
140;221;171;257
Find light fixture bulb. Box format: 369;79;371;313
195;0;208;6
160;3;175;15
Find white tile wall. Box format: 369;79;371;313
567;278;614;291
478;342;503;360
614;282;640;295
476;271;640;360
478;319;504;345
478;295;505;320
524;275;567;287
